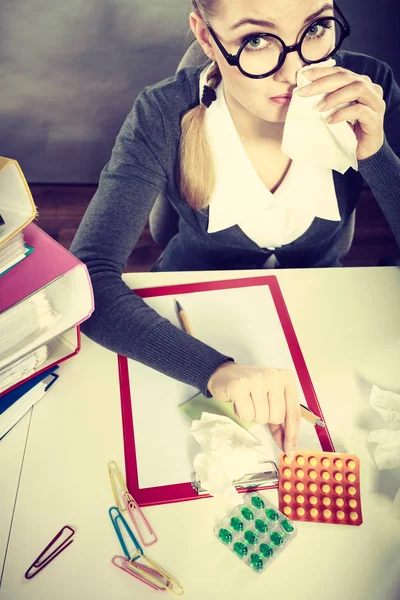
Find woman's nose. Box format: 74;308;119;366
273;49;305;85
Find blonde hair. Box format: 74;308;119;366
179;0;222;211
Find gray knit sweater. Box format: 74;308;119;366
70;50;400;395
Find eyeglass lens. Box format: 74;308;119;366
239;19;343;76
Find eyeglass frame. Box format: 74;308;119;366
206;1;351;79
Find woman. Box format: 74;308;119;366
70;0;400;455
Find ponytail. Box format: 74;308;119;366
179;62;221;211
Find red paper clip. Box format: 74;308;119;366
25;525;75;579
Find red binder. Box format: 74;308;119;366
118;275;335;507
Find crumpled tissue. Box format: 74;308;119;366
190;413;271;507
282;58;358;173
367;385;400;520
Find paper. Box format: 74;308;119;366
126;283;322;490
282;58;358;173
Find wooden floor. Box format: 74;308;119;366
31;184;398;270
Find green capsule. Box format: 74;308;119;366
259;543;274;558
218;528;233;544
255;519;268;534
281;518;295;534
250;553;264;571
230;517;244;532
265;508;279;521
251;495;265;510
241;506;254;521
270;531;284;546
244;530;258;545
233;542;248;558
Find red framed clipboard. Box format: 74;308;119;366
118;275;335;507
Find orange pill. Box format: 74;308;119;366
335;485;344;495
350;511;358;521
309;496;318;505
296;469;305;478
296;482;305;492
309;483;317;493
336;498;344;507
283;506;292;515
322;484;330;494
310;508;318;517
322;497;331;506
309;457;318;467
323;509;332;519
283;468;292;477
334;459;343;469
297;507;305;517
336;511;345;520
347;473;356;483
296;456;305;466
322;458;331;468
283;494;292;504
321;471;330;481
334;472;343;482
348;486;356;496
296;495;305;504
349;499;357;508
347;460;356;470
284;455;292;464
309;470;317;480
283;481;292;491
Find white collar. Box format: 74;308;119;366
199;66;341;235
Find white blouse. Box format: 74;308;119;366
200;66;341;251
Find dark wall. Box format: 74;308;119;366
0;0;398;183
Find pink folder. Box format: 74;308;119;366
1;222;93;314
0;223;94;396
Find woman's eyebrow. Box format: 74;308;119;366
229;2;334;31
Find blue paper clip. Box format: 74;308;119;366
109;507;143;560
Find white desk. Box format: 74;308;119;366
1;267;400;600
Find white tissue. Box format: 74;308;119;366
368;386;400;470
368;385;400;519
190;413;271;507
282;58;358;173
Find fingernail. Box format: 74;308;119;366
317;100;326;111
287;447;295;458
304;70;315;80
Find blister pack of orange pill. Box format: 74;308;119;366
278;450;363;526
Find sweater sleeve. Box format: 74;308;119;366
357;60;400;249
69;88;232;395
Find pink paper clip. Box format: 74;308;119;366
108;461;157;547
25;525;75;580
111;556;167;592
123;492;158;547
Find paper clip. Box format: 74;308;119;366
109;507;143;560
128;552;184;596
25;525;75;580
112;556;169;592
108;461;158;546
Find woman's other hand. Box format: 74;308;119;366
299;65;386;161
207;362;301;457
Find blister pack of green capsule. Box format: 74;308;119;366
214;493;298;573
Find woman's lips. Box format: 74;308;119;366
270;95;292;105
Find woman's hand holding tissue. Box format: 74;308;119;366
207;362;300;457
299;65;386;161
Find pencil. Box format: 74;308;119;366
174;299;325;428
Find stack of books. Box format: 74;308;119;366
0;157;94;438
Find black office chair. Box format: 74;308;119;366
149;40;356;261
